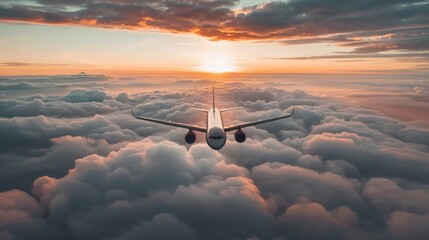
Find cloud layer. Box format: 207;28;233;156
0;74;429;239
1;0;428;53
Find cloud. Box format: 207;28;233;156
251;163;365;214
113;213;199;240
0;0;428;50
279;27;429;52
0;98;118;118
22;140;272;239
303;131;429;183
1;75;429;239
0;135;127;192
363;178;429;215
222;138;303;169
266;52;429;61
387;211;429;240
0;74;108;84
278;198;353;240
0;62;71;67
0;190;48;240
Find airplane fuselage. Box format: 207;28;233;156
206;108;226;150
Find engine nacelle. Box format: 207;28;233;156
234;129;246;143
185;130;196;144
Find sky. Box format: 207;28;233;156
0;0;428;74
1;1;429;240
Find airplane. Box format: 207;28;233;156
131;85;294;150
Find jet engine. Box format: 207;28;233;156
234;129;246;143
185;130;196;144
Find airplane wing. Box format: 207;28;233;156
224;106;294;132
131;108;207;132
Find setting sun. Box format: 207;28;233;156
199;52;237;73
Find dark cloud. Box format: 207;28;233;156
0;190;49;240
363;178;429;215
387;211;429;240
0;0;428;53
0;74;109;83
265;52;429;61
0;62;71;67
279;27;429;52
275;26;429;62
113;213;199;240
0;82;37;90
0;75;429;239
277;198;353;240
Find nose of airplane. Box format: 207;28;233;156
209;142;224;150
207;127;226;150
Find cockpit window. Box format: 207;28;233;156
209;135;224;140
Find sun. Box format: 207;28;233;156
200;53;237;73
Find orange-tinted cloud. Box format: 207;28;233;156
1;0;428;45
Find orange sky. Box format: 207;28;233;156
0;24;420;75
0;0;428;75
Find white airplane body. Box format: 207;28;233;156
132;85;294;150
206;107;226;150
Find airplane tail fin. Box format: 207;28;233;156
212;83;215;111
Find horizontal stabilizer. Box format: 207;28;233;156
220;107;241;112
190;108;209;113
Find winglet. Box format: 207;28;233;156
131;106;136;117
291;106;295;116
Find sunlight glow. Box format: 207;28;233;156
199;52;237;73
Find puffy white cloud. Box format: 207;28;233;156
303;131;429;183
363;178;429;215
22;140;272;239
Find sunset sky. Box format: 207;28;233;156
1;0;428;74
